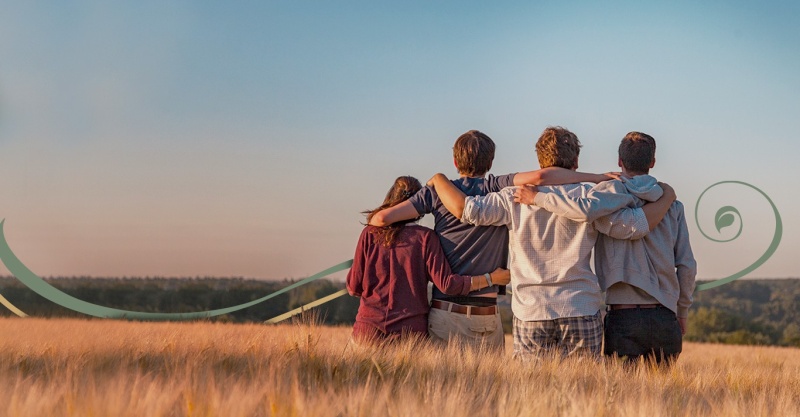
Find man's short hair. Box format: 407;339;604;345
535;126;581;169
453;130;495;177
619;132;656;174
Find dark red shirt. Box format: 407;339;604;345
346;224;472;340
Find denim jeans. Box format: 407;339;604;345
603;306;682;365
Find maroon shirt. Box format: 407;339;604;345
347;224;472;340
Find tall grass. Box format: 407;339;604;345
0;317;798;416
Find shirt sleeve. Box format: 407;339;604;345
673;202;697;318
593;207;650;240
462;189;513;227
485;173;517;192
533;181;637;223
346;228;368;297
423;231;472;296
407;186;435;215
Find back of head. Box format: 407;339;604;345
364;176;423;246
535;126;582;169
618;132;656;174
453;130;495;177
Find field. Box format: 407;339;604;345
1;317;799;417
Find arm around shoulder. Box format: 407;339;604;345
642;182;677;230
428;173;467;219
514;167;620;186
369;200;420;226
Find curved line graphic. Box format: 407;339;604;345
264;289;348;324
0;293;28;317
694;181;782;291
0;220;353;320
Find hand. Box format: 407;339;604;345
658;182;676;202
489;268;511;286
427;173;448;188
513;185;538;205
678;317;687;335
598;172;625;182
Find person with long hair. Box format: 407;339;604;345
347;176;510;343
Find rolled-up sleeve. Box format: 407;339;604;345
462;190;512;227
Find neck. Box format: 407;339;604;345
622;169;648;177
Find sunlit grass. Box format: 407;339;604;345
0;317;798;416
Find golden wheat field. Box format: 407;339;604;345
0;317;799;417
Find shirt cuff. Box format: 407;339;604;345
677;306;689;318
461;196;477;224
533;190;547;207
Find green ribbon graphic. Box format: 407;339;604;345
694;181;782;291
0;219;352;320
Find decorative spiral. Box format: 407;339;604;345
694;181;782;291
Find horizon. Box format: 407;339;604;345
2;2;798;281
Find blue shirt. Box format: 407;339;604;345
408;173;515;299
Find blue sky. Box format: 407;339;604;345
1;1;798;280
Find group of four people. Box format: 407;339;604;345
346;126;696;364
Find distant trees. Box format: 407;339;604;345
0;276;359;325
2;276;798;347
685;279;800;347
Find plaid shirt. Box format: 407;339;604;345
462;184;649;321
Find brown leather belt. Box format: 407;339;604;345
609;304;662;310
431;299;497;316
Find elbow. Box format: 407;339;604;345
529;171;545;185
371;211;389;226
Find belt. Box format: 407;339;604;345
431;300;497;316
609;304;662;310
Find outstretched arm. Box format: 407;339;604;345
641;182;676;230
513;167;621;186
428;173;467;219
368;200;420;226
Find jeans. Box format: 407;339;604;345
604;306;682;365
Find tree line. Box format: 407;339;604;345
1;276;798;347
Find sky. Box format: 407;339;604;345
1;1;798;282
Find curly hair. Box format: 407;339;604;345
535;126;581;169
364;176;423;246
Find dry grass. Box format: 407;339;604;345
1;317;799;417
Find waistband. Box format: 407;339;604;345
434;296;497;306
431;300;497;316
608;303;663;310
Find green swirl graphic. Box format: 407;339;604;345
0;220;352;320
694;181;782;291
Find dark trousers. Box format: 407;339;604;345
604;306;682;365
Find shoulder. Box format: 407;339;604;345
484;173;516;191
671;200;687;214
408;186;435;212
540;182;590;197
404;224;439;245
591;179;627;194
486;173;516;183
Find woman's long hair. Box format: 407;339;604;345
364;176;422;246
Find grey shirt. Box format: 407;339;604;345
534;176;697;317
409;173;515;299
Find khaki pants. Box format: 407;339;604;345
428;307;504;350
